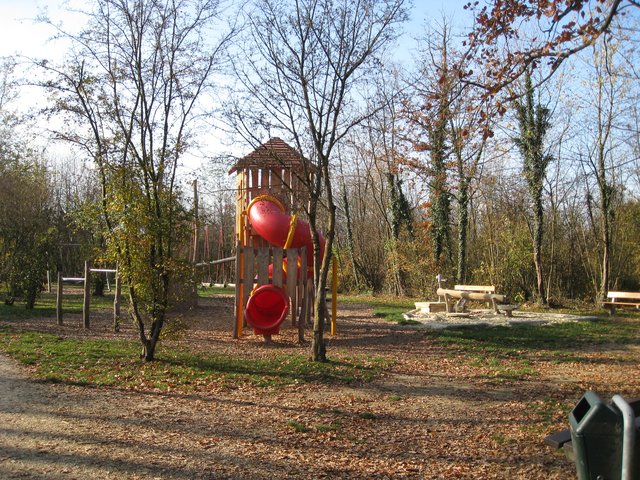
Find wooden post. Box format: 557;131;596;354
56;272;63;325
192;179;199;263
47;270;52;293
113;270;121;332
83;261;91;329
272;248;283;287
256;248;269;286
286;248;297;325
242;247;254;331
331;256;337;336
298;247;307;343
234;243;243;338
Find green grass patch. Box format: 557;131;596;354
197;285;235;298
0;327;386;390
287;419;309;433
315;421;342;433
339;294;414;310
372;304;411;322
426;316;640;361
0;290;121;320
358;411;377;420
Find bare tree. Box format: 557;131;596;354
574;37;629;301
406;20;488;283
228;0;407;361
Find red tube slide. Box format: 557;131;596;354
244;284;289;335
247;196;325;268
244;195;325;335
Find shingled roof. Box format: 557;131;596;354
228;137;314;174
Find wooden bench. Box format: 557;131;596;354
602;291;640;315
453;285;496;311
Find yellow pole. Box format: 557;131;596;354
234;172;247;338
331;256;337;335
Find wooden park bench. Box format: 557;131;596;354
437;286;505;314
602;291;640;315
450;285;519;317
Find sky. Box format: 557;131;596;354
0;0;473;176
0;0;69;59
0;0;472;65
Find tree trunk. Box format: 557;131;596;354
312;292;328;362
142;339;157;362
456;178;469;284
340;176;360;290
599;180;612;301
311;162;336;363
141;317;165;362
533;194;546;305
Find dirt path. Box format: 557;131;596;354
3;298;630;478
0;354;240;479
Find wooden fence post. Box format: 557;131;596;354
331;256;337;336
56;272;63;325
83;261;91;329
286;248;297;326
113;270;121;332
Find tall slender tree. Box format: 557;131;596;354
513;71;553;305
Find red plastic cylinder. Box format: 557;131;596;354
244;284;290;334
247;198;325;271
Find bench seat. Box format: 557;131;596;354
603;291;640;314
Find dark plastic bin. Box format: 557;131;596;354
569;391;624;480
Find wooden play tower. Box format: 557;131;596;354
229;138;335;340
230;137;314;248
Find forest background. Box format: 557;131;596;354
2;0;640;315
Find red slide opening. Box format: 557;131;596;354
244;284;289;335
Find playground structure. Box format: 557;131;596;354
229;138;337;340
55;262;121;330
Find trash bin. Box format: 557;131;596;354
569;391;625;480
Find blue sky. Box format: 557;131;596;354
0;0;473;60
0;0;474;174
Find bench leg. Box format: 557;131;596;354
444;294;452;313
491;298;499;314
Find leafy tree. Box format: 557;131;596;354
38;0;234;360
0;157;55;308
468;0;634;91
406;24;453;266
0;58;55;308
513;71;553;305
407;20;488;282
229;0;407;361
